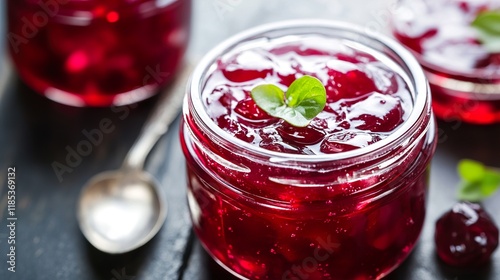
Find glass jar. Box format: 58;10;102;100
181;21;436;280
7;0;191;107
392;0;500;124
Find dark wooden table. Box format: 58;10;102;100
1;1;500;279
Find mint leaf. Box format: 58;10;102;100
251;84;286;116
458;181;487;202
458;159;486;182
482;170;500;195
286;75;327;119
472;11;500;35
251;75;326;127
472;10;500;53
457;159;500;202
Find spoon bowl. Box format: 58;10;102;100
76;64;192;254
77;170;166;254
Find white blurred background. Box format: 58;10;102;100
189;0;397;59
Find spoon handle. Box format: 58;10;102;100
123;63;193;170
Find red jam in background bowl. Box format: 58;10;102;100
392;0;500;124
181;21;436;280
7;0;191;107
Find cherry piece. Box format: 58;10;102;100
276;123;326;145
435;202;499;267
234;98;273;121
220;50;274;83
326;68;378;101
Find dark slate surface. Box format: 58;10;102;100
1;1;500;280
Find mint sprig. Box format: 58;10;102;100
471;10;500;53
457;159;500;202
251;75;326;127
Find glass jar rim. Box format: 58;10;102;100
188;20;430;162
416;53;500;80
414;53;500;100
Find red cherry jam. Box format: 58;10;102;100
392;0;500;124
435;202;499;267
202;36;412;155
182;22;436;280
7;0;191;106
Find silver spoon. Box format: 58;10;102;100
77;65;191;254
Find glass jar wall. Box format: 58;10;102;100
181;21;437;280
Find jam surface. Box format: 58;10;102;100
202;36;413;154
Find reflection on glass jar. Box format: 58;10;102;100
7;0;191;107
392;0;500;124
181;21;437;280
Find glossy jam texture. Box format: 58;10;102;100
392;0;500;123
202;36;413;154
8;0;191;106
186;169;428;280
183;34;435;279
435;202;499;267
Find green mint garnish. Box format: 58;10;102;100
471;10;500;53
457;159;500;202
251;75;326;127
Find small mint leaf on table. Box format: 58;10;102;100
457;159;500;202
471;10;500;53
459;181;487;202
458;159;486;182
250;75;326;127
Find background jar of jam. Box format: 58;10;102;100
7;0;191;106
392;0;500;124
